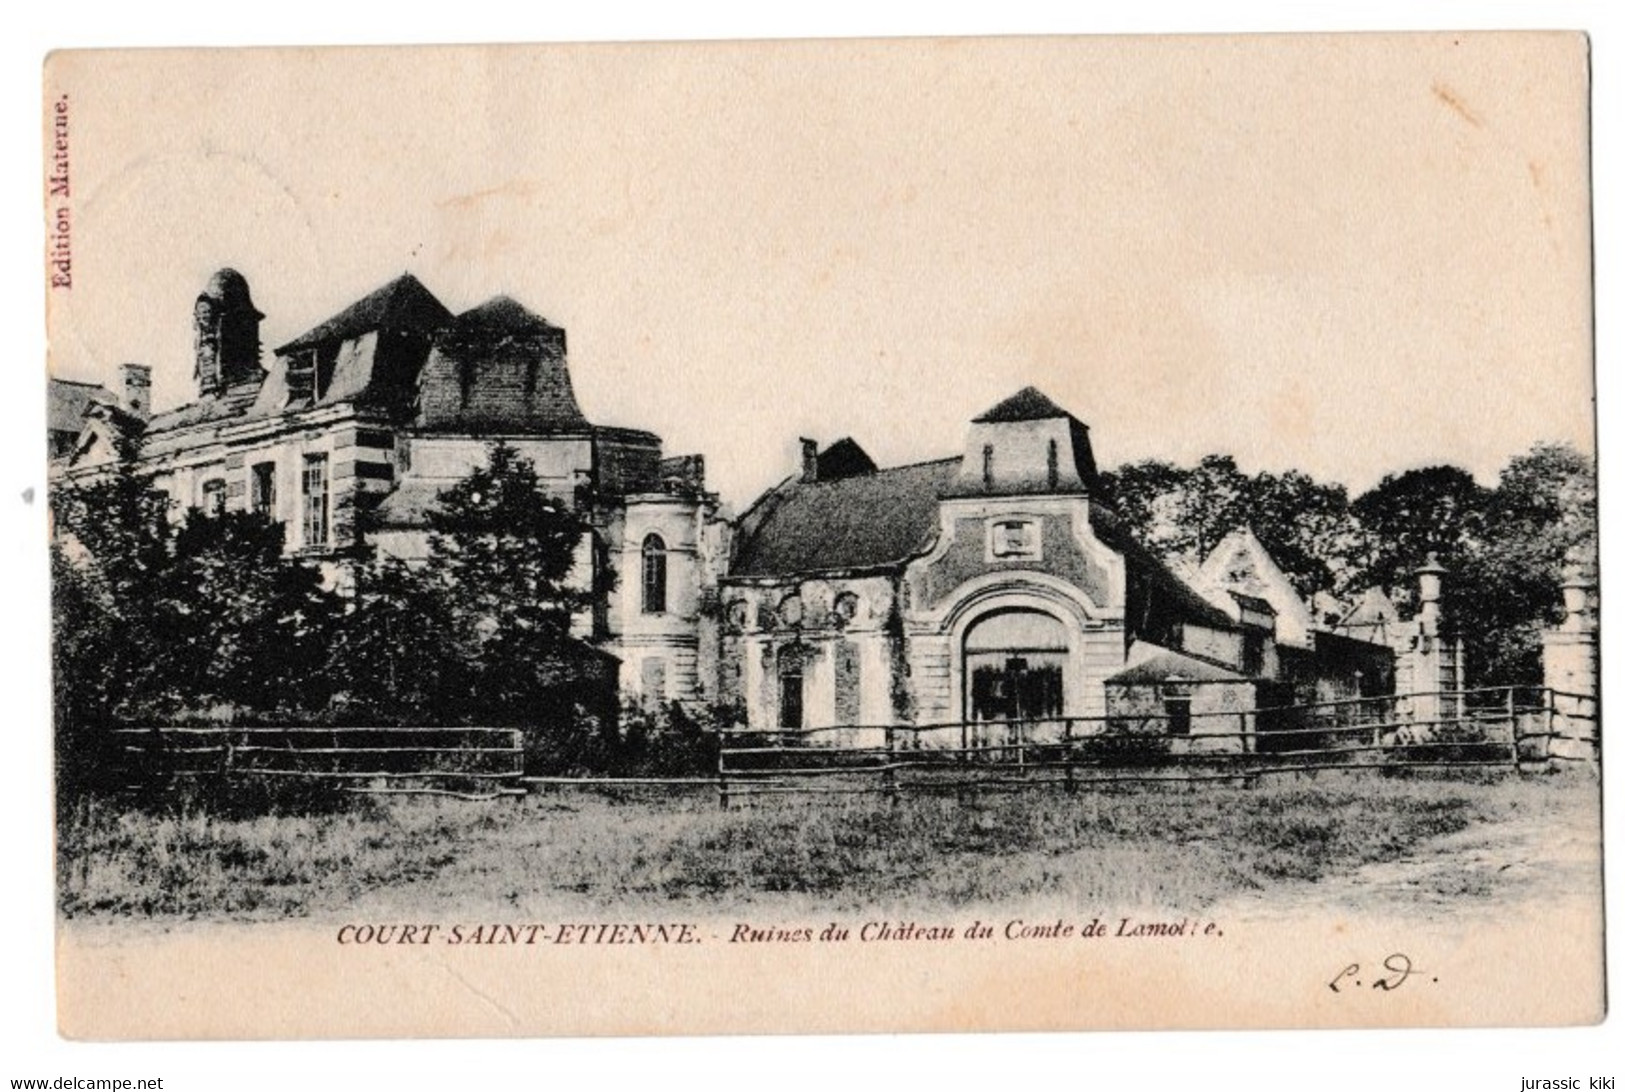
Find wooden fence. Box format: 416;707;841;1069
715;686;1600;804
110;725;526;801
109;687;1597;806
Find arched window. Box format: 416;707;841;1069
641;534;667;614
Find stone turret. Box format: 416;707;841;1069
193;268;263;398
955;386;1098;496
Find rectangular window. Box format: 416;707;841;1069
200;478;226;516
301;453;329;548
1165;697;1192;736
1242;632;1265;677
834;640;862;725
779;657;804;730
250;461;276;515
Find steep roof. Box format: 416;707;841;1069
275;273;452;354
415;296;588;433
446;294;556;336
815;438;877;481
730;457;961;576
47;378;115;434
729;449;1235;635
972;386;1075;424
1342;586;1400;627
1194;526;1315;647
1084;504;1237;630
1106;645;1252;686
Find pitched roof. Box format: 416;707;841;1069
1084;504;1237;630
815;437;877;481
1195;525;1315;646
1342;586;1400;627
972;386;1076;424
1106;646;1252;685
143;387;259;437
275;273;453;354
730;457;962;576
447;295;557;336
729;450;1235;635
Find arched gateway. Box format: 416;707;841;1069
963;608;1068;726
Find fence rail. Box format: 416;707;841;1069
110;725;525;801
107;686;1598;805
715;686;1600;803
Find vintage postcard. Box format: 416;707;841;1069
43;33;1601;1039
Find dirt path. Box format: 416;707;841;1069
1216;780;1603;920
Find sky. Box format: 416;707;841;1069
43;34;1593;508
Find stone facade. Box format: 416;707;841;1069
49;276;1476;741
48;269;721;708
718;388;1328;745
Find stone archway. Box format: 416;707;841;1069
963;608;1069;727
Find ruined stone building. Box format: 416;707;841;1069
716;388;1455;748
49;270;1472;740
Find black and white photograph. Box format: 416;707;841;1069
23;22;1609;1064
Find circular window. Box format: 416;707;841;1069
778;593;804;627
833;591;861;623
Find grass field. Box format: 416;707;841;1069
57;768;1601;922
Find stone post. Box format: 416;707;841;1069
1543;547;1599;762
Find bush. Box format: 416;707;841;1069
604;701;723;777
1077;725;1172;769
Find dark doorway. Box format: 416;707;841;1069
962;609;1068;750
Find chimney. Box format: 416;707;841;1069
194;295;223;398
120;363;151;420
1416;553;1446;630
800;438;818;483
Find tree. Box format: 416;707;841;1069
156;509;340;714
1348;466;1488;614
421;442;609;738
1461;443;1596;685
325;551;466;725
1242;470;1359;600
51;440;342;728
1345;446;1597;687
50;438;179;725
1099;456;1358;598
